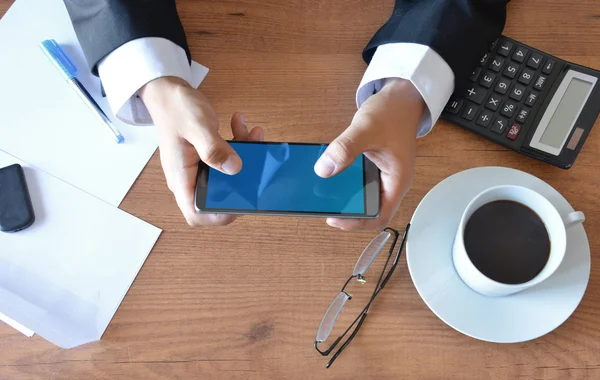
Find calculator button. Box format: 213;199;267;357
518;68;535;85
480;52;491;67
476;110;494;127
485;94;502;111
503;62;520;79
497;40;513;57
512;47;528;63
534;75;547;90
527;53;543;69
490;38;499;51
491;117;509;134
525;91;539;107
465;86;486;104
516;107;529;123
470;67;482;82
507;123;522;141
500;100;517;118
494;77;511;95
489;57;505;72
445;98;463;114
479;72;496;88
509;84;527;101
461;104;478;121
542;59;555;74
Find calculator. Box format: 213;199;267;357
441;36;600;169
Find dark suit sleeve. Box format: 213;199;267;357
364;0;508;91
63;0;191;75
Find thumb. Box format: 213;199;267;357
315;125;370;178
189;128;242;175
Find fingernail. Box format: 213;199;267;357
240;113;247;129
315;155;336;177
327;219;342;229
259;129;264;141
222;155;241;175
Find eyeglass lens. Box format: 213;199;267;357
315;292;351;343
352;230;392;276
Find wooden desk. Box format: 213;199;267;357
1;1;599;379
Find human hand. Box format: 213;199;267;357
314;78;425;230
140;77;263;226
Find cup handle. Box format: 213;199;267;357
563;211;585;229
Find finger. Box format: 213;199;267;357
169;166;239;227
231;112;249;141
315;120;373;178
326;156;409;231
174;173;239;227
248;126;264;142
186;124;242;175
184;210;238;228
158;142;239;227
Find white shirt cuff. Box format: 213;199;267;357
97;37;195;126
356;43;455;137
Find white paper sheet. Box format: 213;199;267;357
0;150;161;348
0;0;208;206
0;312;34;337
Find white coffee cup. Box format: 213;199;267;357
453;185;585;297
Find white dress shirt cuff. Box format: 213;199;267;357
356;43;455;138
97;37;194;126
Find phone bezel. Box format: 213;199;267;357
194;141;380;218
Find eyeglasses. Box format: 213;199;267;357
314;223;410;368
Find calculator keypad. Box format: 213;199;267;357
442;36;565;149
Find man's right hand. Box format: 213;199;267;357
139;77;263;227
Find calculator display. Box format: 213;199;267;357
540;78;594;149
529;70;597;156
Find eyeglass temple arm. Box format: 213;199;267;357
379;223;410;289
314;333;345;356
326;311;369;368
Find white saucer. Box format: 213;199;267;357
406;167;591;343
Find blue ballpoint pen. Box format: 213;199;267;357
40;39;124;144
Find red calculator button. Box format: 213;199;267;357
507;123;521;141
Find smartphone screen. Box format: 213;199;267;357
196;142;378;216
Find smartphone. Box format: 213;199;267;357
0;164;35;232
194;141;380;218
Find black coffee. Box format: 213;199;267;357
463;200;550;284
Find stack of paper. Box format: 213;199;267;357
0;0;208;347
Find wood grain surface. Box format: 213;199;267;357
1;1;600;379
